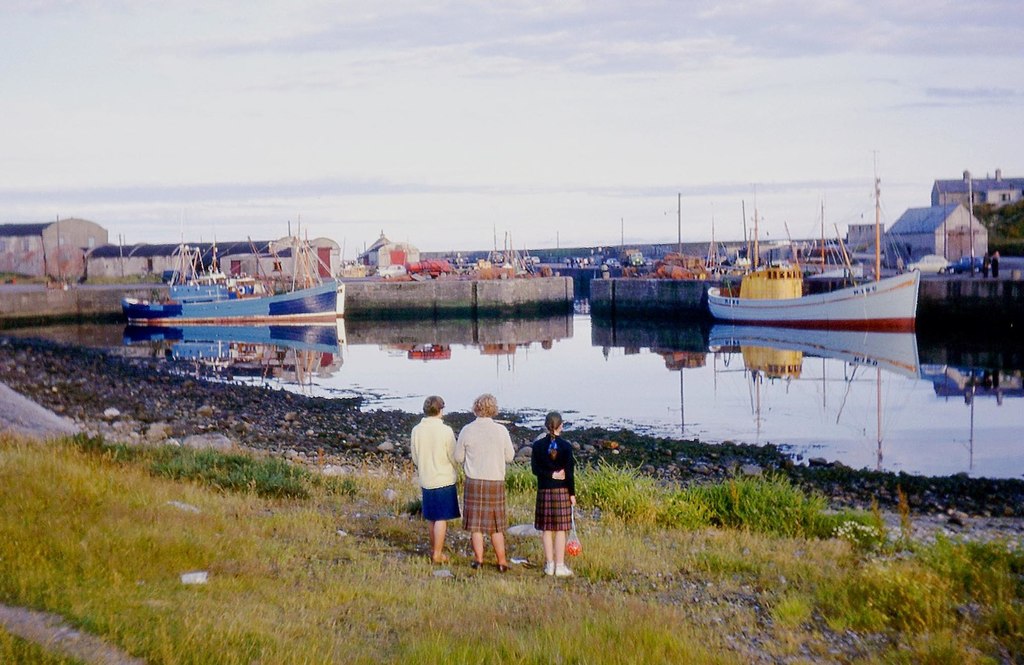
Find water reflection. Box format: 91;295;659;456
122;322;346;390
6;312;1023;477
592;316;1024;477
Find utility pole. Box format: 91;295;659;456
677;193;682;256
967;170;975;273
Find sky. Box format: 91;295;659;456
2;1;1022;256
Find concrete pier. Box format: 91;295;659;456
343;276;573;319
917;277;1024;326
0;284;166;328
590;275;1024;327
0;277;574;326
589;278;708;319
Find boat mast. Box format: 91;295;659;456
874;162;881;282
753;206;760;270
820;199;826;270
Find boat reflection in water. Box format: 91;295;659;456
707;325;921;379
706;325;921;471
122;321;346;390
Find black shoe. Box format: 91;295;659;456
497;564;509;573
470;561;483;570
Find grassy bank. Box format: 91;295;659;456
1;434;1021;664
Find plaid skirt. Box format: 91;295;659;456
534;487;572;531
462;478;507;533
421;484;460;522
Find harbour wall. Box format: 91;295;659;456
589;278;708;319
343;277;573;319
589;276;1024;327
0;284;166;328
0;277;574;326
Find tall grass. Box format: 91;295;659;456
69;433;312;498
2;433;1022;664
0;628;84;665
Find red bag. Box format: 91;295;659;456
565;506;582;557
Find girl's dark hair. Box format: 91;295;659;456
544;411;563;434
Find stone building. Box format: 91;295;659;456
356;231;419;268
932;169;1024;210
886;204;988;262
0;218;107;280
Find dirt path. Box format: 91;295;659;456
0;603;145;665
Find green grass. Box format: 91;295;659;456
0;627;86;664
1;433;1022;664
70;433;313;498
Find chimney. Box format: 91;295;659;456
963;169;971;182
995;168;1002;182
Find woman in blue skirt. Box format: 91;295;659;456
410;395;460;563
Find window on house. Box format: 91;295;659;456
22;239;30;251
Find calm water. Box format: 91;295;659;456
5;316;1023;479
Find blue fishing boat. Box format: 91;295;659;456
121;242;345;325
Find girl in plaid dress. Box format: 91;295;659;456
531;411;576;577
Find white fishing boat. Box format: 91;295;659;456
707;175;920;331
707;268;920;331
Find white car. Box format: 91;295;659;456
907;254;950;274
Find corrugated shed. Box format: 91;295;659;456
0;223;49;237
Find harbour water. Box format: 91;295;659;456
6;315;1023;479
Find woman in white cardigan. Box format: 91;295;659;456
454;393;516;571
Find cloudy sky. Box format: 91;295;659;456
2;1;1022;254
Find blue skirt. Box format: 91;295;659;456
422;484;461;521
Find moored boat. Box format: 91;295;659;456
707;174;919;331
122;279;345;325
121;240;345;325
706;269;920;331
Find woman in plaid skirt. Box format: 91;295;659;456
531;411;576;577
454;393;516;571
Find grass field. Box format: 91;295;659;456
1;433;1021;664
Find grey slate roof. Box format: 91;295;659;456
934;176;1024;195
888;205;959;235
0;223;50;237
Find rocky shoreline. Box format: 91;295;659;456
2;335;1023;535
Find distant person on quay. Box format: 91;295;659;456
410;395;460;564
454;393;516;572
531;411;577;577
991;251;1000;278
983;252;991;278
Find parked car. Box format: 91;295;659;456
907;254;950;274
946;256;983;274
